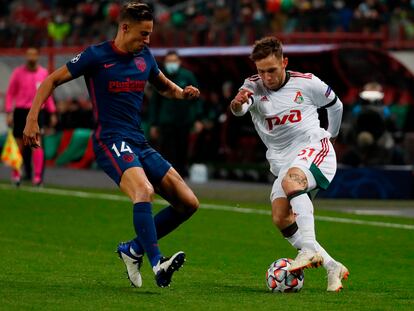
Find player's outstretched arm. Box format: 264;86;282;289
151;72;200;100
23;65;73;148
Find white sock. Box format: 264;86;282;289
316;242;336;268
285;228;336;268
290;194;317;251
285;229;302;249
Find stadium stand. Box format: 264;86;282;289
1;0;414;188
0;0;414;48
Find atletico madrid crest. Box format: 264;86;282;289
134;57;147;72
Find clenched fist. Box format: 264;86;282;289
182;85;200;100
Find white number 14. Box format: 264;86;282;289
111;141;133;157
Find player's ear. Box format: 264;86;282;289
121;23;129;33
283;57;288;69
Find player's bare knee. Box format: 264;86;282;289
128;183;154;202
281;167;308;197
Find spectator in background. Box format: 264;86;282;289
352;82;394;148
149;50;202;177
47;11;71;46
192;90;222;163
56;97;94;130
341;81;404;166
5;47;57;185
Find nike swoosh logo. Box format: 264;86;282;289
104;63;116;68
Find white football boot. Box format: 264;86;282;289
288;249;323;273
327;262;349;292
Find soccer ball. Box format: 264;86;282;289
266;258;304;293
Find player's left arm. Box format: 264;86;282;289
325;96;343;144
310;76;343;142
150;71;200;100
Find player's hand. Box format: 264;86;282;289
230;90;250;112
6;112;13;127
182;85;200;100
23;118;41;148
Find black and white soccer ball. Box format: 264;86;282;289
266;258;304;293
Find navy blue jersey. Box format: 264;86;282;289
66;41;160;142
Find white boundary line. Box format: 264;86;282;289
1;184;414;230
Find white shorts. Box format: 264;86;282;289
270;137;336;201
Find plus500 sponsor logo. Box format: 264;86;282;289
265;109;301;130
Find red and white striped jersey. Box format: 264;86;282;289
237;71;341;168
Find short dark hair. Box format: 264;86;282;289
250;37;283;61
119;1;153;23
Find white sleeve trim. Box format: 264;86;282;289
326;97;343;137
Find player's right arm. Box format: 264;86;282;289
230;76;256;116
23;65;73;147
230;89;252;116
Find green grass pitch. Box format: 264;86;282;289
0;185;413;310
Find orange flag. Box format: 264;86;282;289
1;129;22;170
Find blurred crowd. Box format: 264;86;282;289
40;77;414;172
1;0;414;48
339;82;413;167
2;0;414;177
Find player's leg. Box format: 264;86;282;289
119;167;161;266
131;144;192;287
154;167;199;235
271;196;348;291
92;139;149;287
275;139;349;290
270;175;322;270
271;195;338;268
120;167;188;288
137;147;198;243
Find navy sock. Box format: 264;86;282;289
154;205;194;239
132;202;161;267
131;205;195;255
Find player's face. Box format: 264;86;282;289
255;54;288;90
124;20;153;53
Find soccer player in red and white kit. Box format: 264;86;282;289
230;37;349;292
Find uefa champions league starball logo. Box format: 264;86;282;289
134;57;146;72
70;53;82;63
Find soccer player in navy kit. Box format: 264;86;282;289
23;2;200;288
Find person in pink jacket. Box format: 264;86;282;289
5;47;57;186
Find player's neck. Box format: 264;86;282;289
113;37;129;54
268;71;289;91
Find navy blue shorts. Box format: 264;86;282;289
93;136;171;185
